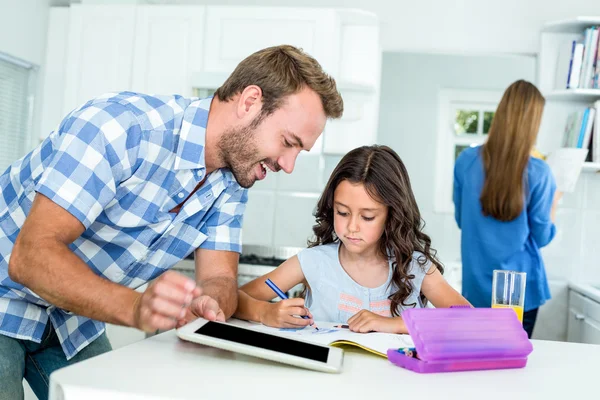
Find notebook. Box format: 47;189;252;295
227;318;414;358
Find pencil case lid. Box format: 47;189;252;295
401;307;533;362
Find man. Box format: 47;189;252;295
0;44;343;399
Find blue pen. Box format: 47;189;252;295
265;278;319;330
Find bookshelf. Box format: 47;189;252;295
538;17;600;173
545;89;600;101
582;162;600;172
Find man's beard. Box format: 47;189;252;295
217;124;261;188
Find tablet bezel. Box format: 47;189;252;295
176;318;344;373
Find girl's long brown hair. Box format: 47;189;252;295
480;80;545;221
308;145;443;316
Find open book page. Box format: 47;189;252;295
228;319;414;357
545;148;589;192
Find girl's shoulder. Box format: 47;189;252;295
409;251;432;272
297;242;339;265
297;242;340;281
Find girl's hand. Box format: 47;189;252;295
347;310;404;333
259;298;314;328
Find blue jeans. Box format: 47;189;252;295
0;323;111;400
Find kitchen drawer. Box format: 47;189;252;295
582;317;600;345
567;289;600;344
583;296;600;322
568;290;586;313
567;308;584;343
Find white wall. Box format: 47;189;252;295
0;0;51;156
0;0;50;65
155;0;600;54
377;52;537;264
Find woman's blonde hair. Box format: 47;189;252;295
480;80;546;222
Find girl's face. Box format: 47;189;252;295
332;180;388;255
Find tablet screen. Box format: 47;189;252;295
195;322;330;362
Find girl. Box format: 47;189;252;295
453;80;561;338
235;145;469;334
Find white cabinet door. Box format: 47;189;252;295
567;290;600;344
567;290;586;343
581;296;600;344
322;90;379;154
582;317;600;345
567;308;585;343
131;6;206;97
203;6;339;76
40;8;70;138
63;5;136;114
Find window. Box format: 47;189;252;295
0;53;36;172
434;89;502;213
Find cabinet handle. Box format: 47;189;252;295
575;314;585;321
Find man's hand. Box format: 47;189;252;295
176;295;226;328
133;271;200;332
347;309;405;334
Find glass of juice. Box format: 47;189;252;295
492;270;526;323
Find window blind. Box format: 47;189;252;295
0;54;34;172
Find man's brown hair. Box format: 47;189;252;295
214;44;343;125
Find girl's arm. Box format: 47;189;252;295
234;255;314;328
421;265;471;308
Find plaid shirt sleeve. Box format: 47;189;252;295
199;185;248;252
35;101;141;229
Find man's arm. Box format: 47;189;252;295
194;248;239;318
9;193;199;332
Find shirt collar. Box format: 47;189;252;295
174;96;213;171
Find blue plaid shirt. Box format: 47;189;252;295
0;92;248;359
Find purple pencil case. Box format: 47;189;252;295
387;306;533;373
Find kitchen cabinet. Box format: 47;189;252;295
567;289;600;344
202;6;339;77
62;4;136;115
48;4;381;157
131;6;206;97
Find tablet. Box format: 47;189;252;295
176;318;344;373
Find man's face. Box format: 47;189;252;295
218;87;326;188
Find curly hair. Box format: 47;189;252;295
308;145;443;316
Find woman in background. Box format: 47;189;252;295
453;80;561;338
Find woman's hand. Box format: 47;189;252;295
258;298;314;328
347;310;406;334
551;190;563;223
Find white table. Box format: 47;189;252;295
49;330;599;400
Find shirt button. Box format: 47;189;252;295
178;192;185;198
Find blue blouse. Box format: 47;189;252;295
453;146;556;311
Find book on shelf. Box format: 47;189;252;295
554;26;600;90
547;100;600;191
592;100;600;162
562;104;596;151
